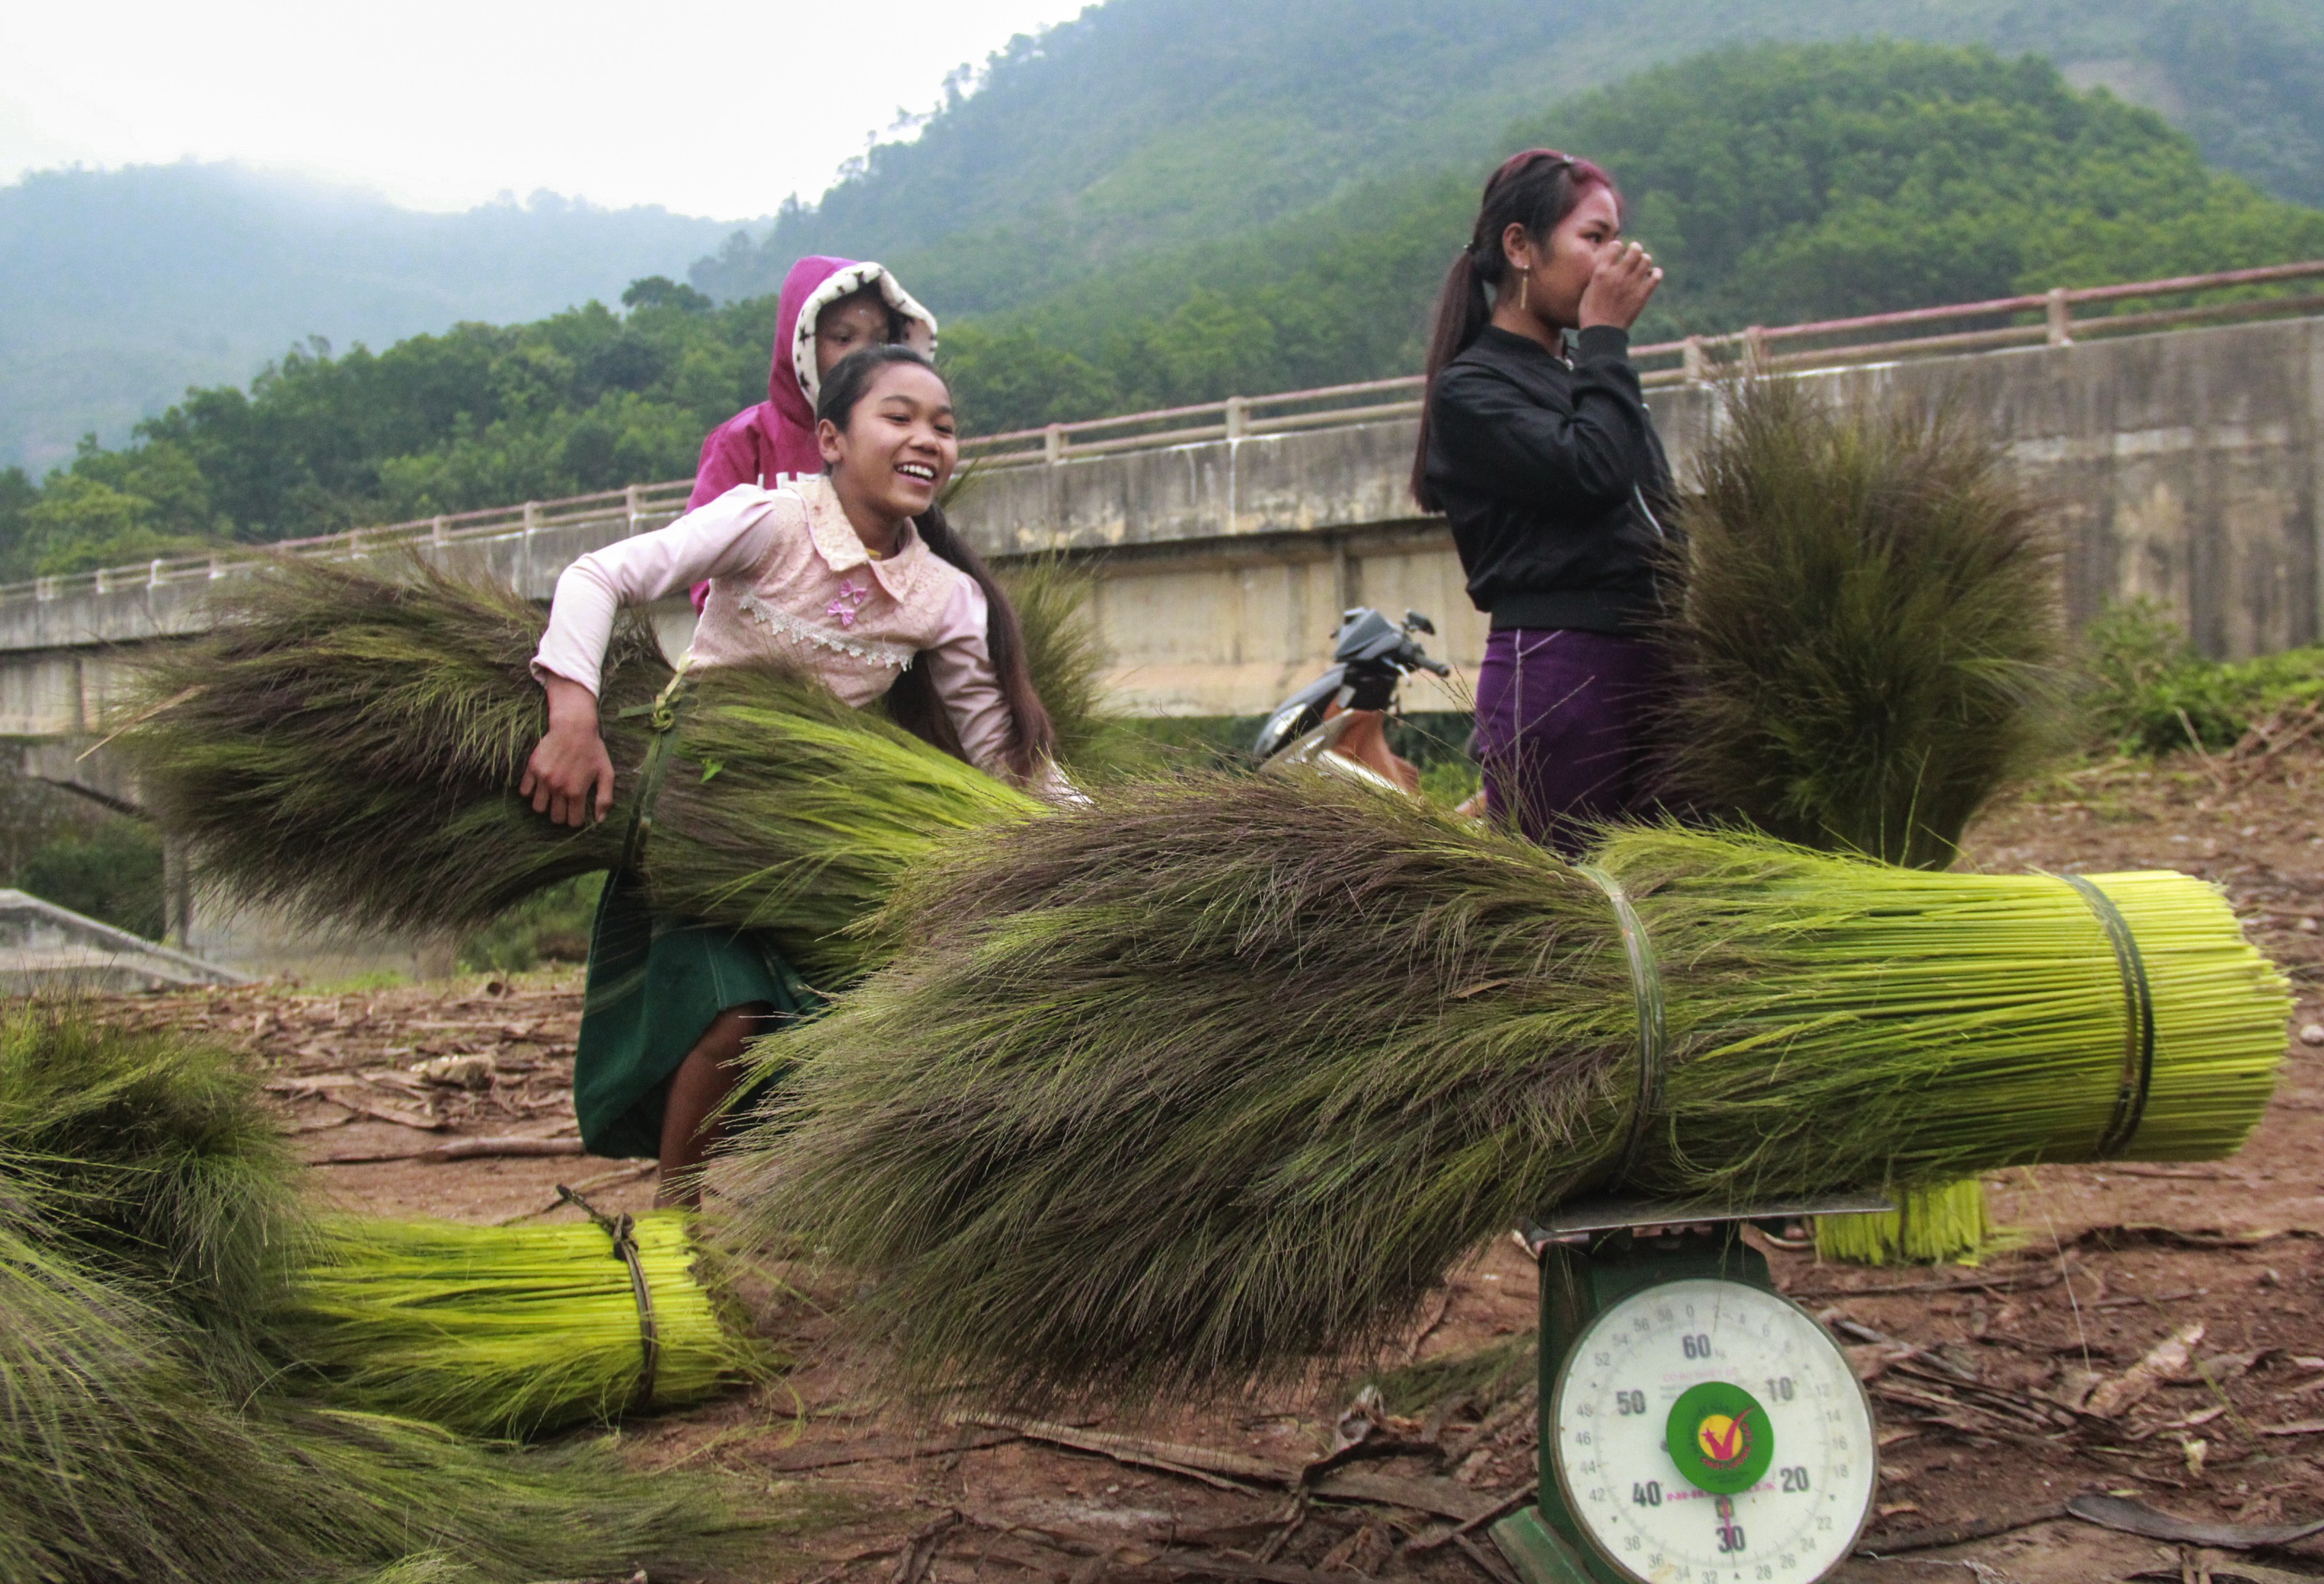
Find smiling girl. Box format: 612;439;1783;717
1415;149;1670;856
523;344;1058;1203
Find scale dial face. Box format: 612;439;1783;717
1550;1278;1876;1584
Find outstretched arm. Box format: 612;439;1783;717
523;487;781;826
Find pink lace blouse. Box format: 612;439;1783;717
533;477;1023;780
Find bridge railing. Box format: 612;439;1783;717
7;258;2323;610
955;258;2324;467
0;480;700;609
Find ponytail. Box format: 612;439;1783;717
1410;149;1622;512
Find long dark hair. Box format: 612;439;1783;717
818;344;1058;780
1410;149;1621;512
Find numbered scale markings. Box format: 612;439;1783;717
1549;1279;1876;1584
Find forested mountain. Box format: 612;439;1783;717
690;0;2324;315
6;33;2323;582
939;41;2324;427
0;163;749;470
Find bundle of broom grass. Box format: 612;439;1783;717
121;558;1041;983
0;1004;772;1583
714;772;2286;1404
1656;379;2063;870
280;1209;764;1437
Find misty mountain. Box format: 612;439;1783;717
0;162;754;470
689;0;2324;314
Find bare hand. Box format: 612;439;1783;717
1577;241;1662;332
520;676;615;828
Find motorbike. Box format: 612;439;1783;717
1251;606;1452;793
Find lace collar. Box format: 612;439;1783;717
794;475;936;608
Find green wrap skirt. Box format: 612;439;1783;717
572;871;823;1158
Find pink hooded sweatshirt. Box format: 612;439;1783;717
686;256;938;610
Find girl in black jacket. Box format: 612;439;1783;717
1415;149;1667;855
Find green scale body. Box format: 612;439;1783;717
1491;1211;1879;1584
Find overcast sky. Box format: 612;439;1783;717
1;0;1091;220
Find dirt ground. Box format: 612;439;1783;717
79;750;2324;1584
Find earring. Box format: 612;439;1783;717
1519;273;1530;314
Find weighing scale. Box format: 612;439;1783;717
1487;1194;1888;1584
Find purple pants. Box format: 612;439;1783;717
1474;628;1664;856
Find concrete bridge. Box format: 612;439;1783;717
6;307;2323;969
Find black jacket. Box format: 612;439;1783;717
1423;324;1672;635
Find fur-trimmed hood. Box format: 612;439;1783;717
770;256;939;429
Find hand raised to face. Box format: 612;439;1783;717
1578;239;1662;333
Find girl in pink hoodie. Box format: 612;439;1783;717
687;256;938;609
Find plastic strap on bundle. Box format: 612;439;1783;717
556;1184;660;1411
2054;873;2159;1157
1578;864;1667;1184
612;665;693;878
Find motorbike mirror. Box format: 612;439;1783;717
1404;610;1436;635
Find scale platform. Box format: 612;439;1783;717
1490;1194;1892;1584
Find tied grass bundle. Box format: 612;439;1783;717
719;772;2286;1403
122;558;1040;982
0;1007;772;1583
280;1211;764;1437
1661;380;2063;869
1814;1179;1996;1267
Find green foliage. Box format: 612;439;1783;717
1418;757;1482;809
457;874;601;973
2154;0;2324;208
620;274;713;313
5;437;221;577
937;324;1118;432
695;0;2324;315
20;817;167;938
0;774;167;938
1542;41;2324;335
722;780;2285;1403
2079;598;2324;754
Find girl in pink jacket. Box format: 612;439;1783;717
525;346;1056;1205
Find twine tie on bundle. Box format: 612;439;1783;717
2051;872;2159;1156
556;1184;659;1411
1578;865;1667;1185
612;664;695;878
